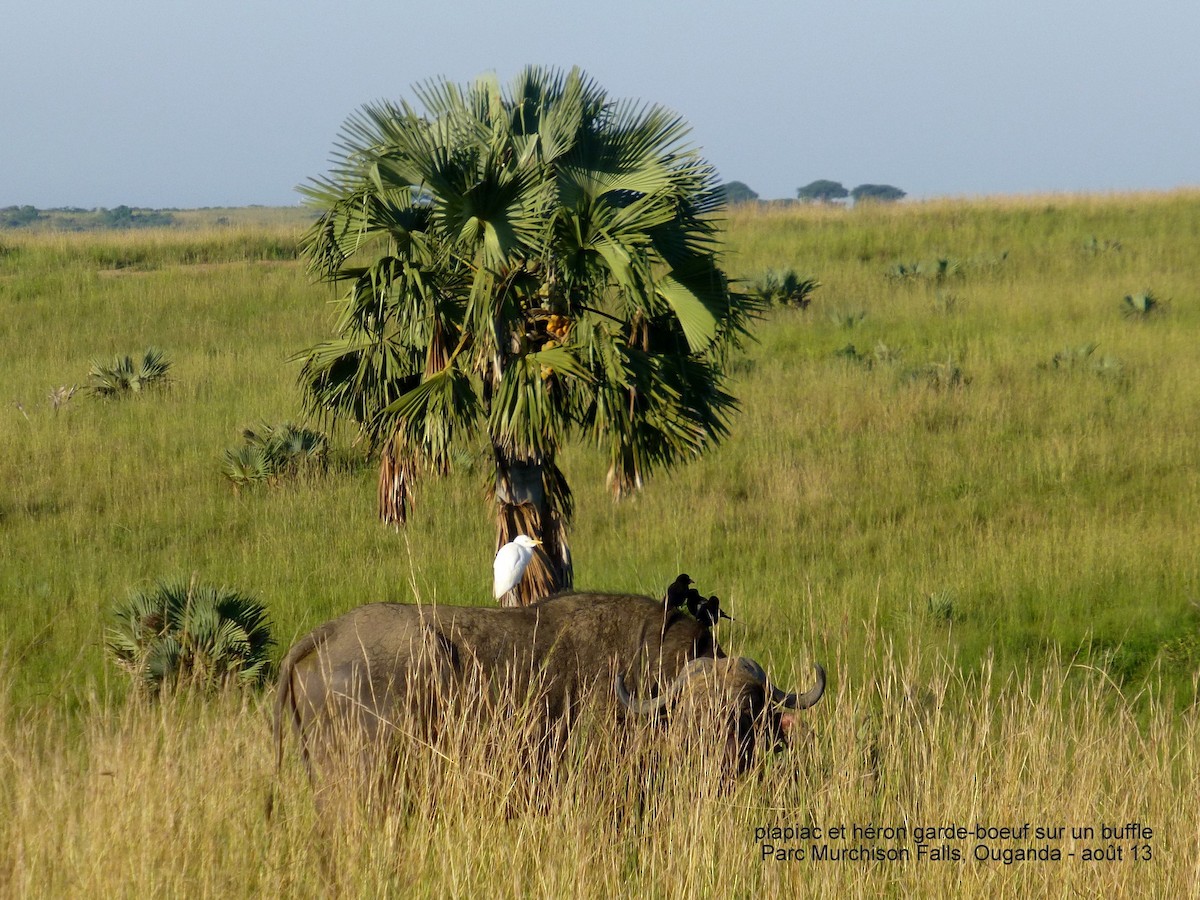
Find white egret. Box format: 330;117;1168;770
493;534;542;600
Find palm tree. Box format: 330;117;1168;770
295;66;754;605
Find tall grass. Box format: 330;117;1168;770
2;626;1195;897
2;192;1199;892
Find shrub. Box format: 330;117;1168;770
835;341;903;369
903;355;967;390
888;261;923;281
887;258;962;283
87;348;172;397
1048;343;1124;378
48;384;78;411
1122;291;1166;320
828;308;867;329
220;445;275;489
106;576;274;694
221;421;328;489
751;270;820;309
1051;342;1099;369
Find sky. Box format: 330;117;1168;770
3;1;1198;209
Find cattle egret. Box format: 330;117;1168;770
664;573;694;611
493;534;542;599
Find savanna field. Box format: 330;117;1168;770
2;194;1198;896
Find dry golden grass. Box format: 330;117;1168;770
2;622;1195;897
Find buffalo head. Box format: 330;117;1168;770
615;656;825;774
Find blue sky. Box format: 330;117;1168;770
3;1;1197;208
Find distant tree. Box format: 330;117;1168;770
94;206;176;229
796;180;848;203
721;181;759;205
100;205;135;227
851;184;906;203
0;205;41;228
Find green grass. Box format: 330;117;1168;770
4;195;1199;707
715;193;1200;691
2;193;1199;892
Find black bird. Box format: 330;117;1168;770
687;590;733;627
664;573;694;611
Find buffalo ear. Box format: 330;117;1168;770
779;712;797;734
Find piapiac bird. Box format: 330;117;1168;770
686;589;734;628
493;534;542;600
664;573;694;611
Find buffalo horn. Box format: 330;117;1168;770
615;657;717;716
733;657;823;709
772;663;826;710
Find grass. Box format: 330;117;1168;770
2;630;1195;896
2;192;1199;893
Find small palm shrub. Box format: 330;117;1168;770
828;307;867;329
929;257;960;280
220;421;328;489
887;257;962;282
888;261;923;281
926;591;957;623
751;269;820;308
87;347;172;397
48;384;78;411
835;341;903;369
903;355;967;390
221;445;275;489
1049;343;1124;378
1122;291;1165;320
106;576;274;694
1051;342;1099;369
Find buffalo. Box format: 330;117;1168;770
273;592;825;808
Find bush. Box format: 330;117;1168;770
1048;343;1124;378
221;421;328;489
1122;291;1166;320
751;270;820;309
888;258;961;282
87;348;172;397
106;576;274;695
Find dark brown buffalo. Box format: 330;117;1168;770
616;655;825;774
274;592;824;804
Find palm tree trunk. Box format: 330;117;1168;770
378;441;414;527
493;449;573;607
